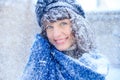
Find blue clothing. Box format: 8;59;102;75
21;34;108;80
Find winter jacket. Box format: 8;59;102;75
21;34;109;80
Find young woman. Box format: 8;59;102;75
21;0;109;80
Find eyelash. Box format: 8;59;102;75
60;22;67;26
46;26;53;29
46;22;68;30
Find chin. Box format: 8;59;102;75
56;46;69;51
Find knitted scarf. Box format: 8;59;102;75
21;34;108;80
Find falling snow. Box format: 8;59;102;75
0;0;120;80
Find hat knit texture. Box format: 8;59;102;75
35;0;85;27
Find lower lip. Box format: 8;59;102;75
55;38;67;45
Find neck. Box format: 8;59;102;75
63;44;84;59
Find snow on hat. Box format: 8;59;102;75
35;0;85;27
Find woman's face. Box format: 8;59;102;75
45;19;75;51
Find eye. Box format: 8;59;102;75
60;22;68;26
46;26;53;30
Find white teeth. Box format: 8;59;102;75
55;39;65;44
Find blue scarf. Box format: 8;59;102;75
21;34;107;80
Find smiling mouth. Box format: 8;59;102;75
55;37;68;44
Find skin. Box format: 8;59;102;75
45;19;75;51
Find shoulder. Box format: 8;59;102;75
79;50;109;76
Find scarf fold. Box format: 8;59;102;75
21;34;108;80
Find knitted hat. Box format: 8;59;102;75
35;0;85;27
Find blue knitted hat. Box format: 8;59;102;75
35;0;85;27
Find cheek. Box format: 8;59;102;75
67;28;73;38
64;27;71;34
46;32;53;41
66;27;72;35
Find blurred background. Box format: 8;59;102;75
0;0;120;80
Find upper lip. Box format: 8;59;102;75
54;37;67;41
54;37;67;43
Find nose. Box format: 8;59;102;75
53;27;62;38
